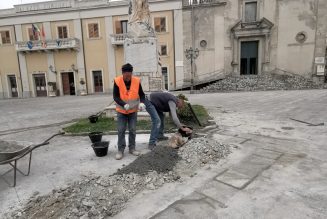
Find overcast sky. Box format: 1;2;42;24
0;0;54;9
0;0;122;9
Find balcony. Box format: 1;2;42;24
110;33;128;45
15;38;80;53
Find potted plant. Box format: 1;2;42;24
80;79;87;96
48;82;57;97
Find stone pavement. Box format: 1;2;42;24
113;90;327;219
0;95;112;133
1;90;326;218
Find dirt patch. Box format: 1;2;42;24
117;146;181;175
6;137;230;219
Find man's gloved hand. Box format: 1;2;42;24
124;104;130;111
181;126;192;134
139;103;146;111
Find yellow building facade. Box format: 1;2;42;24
0;0;183;98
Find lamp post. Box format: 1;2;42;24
185;47;199;91
185;1;200;91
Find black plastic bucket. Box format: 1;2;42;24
88;132;103;143
88;115;98;123
92;141;109;157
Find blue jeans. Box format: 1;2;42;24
117;112;137;152
144;98;165;145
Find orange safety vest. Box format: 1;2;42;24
115;76;140;114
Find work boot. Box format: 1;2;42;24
129;149;140;156
115;151;124;160
148;144;156;150
157;136;169;141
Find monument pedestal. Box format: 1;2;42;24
124;37;163;91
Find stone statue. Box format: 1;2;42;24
128;0;155;38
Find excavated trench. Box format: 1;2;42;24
6;133;231;219
116;145;181;175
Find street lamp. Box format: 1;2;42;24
185;46;199;91
184;1;200;91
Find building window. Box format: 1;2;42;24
88;23;99;38
244;1;257;23
92;70;103;93
115;20;128;34
28;28;39;41
154;17;167;33
8;75;18;98
160;44;168;56
57;26;68;39
0;30;11;44
162;67;168;90
121;20;128;34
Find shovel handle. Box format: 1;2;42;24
187;103;202;127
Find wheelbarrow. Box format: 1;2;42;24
0;132;64;187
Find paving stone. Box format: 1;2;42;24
151;192;219;219
212;133;248;145
232;154;275;178
196;180;238;205
253;148;283;160
215;169;252;189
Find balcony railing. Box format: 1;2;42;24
15;38;80;53
110;33;128;45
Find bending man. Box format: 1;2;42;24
144;91;191;150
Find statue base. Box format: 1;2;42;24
124;37;163;91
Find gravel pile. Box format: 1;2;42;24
6;137;230;219
117;146;180;175
200;73;326;92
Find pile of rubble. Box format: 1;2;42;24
7;137;230;219
200;73;326;92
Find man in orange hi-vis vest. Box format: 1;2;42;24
113;63;146;160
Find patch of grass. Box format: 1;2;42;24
63;104;210;134
178;104;210;128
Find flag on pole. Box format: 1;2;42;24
40;24;47;48
32;24;40;39
40;25;45;40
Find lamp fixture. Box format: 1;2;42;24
49;65;57;74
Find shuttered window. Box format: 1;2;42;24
58;26;68;39
0;30;11;44
244;2;257;22
154;17;167;33
88;23;99;38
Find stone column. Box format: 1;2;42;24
313;0;327;82
0;74;4;99
263;33;271;72
174;9;184;90
232;35;239;75
105;16;116;93
74;19;87;95
43;22;57;87
15;24;31;98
